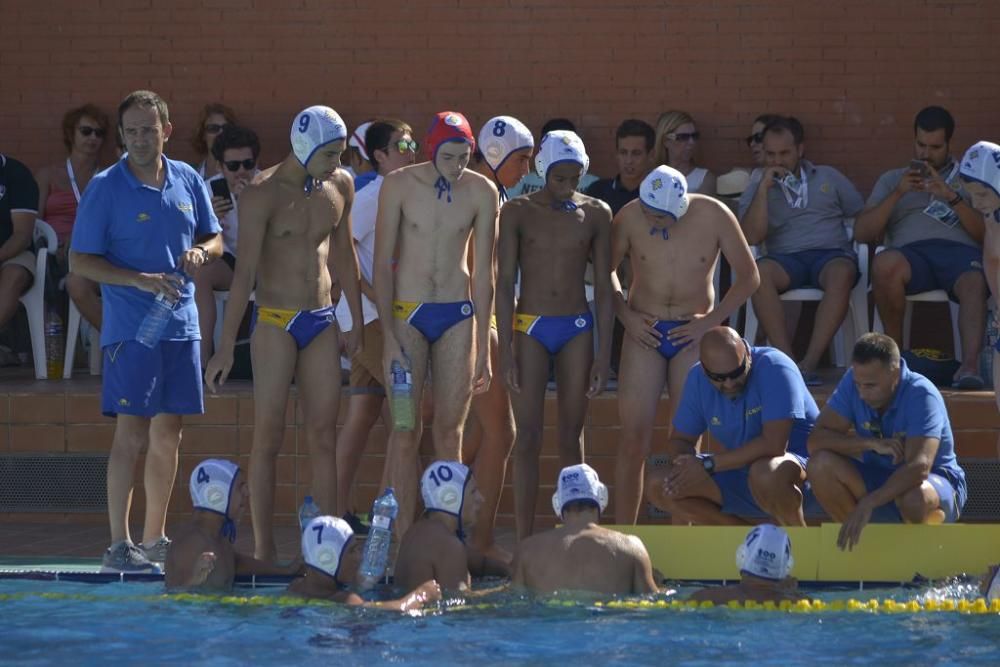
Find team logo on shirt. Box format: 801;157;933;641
745;405;762;417
820;182;831;194
136;213;151;223
710;416;721;426
118;398;130;408
862;421;881;436
177;202;193;213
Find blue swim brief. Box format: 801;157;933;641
761;248;858;291
849;458;965;523
251;305;337;350
514;311;594;355
652;320;689;360
392;300;474;344
893;239;984;301
102;340;203;418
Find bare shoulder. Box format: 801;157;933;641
462;169;499;200
382;164;420;191
614;199;642;228
579;194;613;222
329;168;355;201
688;193;735;221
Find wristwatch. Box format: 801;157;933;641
193;246;209;261
696;453;716;475
947;192;963;207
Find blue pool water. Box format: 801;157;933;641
1;580;998;665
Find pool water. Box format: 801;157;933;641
1;580;998;665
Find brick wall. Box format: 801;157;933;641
2;0;999;192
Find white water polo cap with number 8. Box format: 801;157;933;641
552;463;608;519
736;524;794;580
421;460;472;520
640;164;690;220
290;105;347;166
478;116;534;172
302;515;354;582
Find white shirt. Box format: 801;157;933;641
335;174;383;331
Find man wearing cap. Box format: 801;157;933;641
583;119;655;216
513;464;658;595
288;515;442;610
166;459;303;591
646;326;819;526
334;118;417;531
808;333;967;551
497;130;614;539
738;116;865;385
204;105;364;563
374;111;498;539
612;166;759;524
688;524;802;604
345;120;376;190
856;107;986;389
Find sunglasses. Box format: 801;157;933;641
205;123;227;134
745;132;764;146
384;139;418;154
78;126;106;138
667;131;700;142
224;159;256;172
703;343;750;383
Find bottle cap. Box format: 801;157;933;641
304;495;313;503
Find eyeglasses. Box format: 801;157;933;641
224;159;256;172
205;123;227;134
78;126;106;138
745;132;764;146
703;344;750;383
667;131;700;142
383;139;418;154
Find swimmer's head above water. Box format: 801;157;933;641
290;105;347;192
301;515;360;586
189;458;245;542
535;130;589;208
959;140;1000;221
552;463;608;520
736;524;794;581
420;460;482;540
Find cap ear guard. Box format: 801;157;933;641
478;116;534;172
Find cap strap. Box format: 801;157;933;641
434;175;453;203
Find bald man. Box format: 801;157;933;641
646;327;819;525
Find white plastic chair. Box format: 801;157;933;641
21;220;57;379
743;220;869;367
63;300;101;378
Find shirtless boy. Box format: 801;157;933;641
497;130;614;539
513;464;658;595
374;111;498;538
204;106;364;561
165;459;302;591
611;165;759;523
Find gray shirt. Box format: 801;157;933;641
738;160;864;254
866;161;976;248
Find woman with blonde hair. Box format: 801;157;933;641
654;110;716;194
190;102;239;180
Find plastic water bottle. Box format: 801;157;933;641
298;495;321;533
135;291;178;348
390;360;414;431
980;308;998;389
358;487;398;590
44;307;64;379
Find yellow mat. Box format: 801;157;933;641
609;524;1000;582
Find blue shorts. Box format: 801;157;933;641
102;340;204;418
393;300;473;344
714;453;825;518
761;249;858;291
850;459;965;523
514;311;593;355
251;305;336;350
894;239;984;300
652;320;689;360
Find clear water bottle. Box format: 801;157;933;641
980;308;998;389
44;307;64;379
390;360;414;431
358;487;398;590
298;495;321;533
135;291;179;348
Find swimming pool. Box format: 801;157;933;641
1;580;998;665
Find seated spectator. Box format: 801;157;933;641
506;118;598;197
346;120;376;190
36;105;110;340
688;524;802;604
807;333;967;551
513;464;658;595
746;113;780;172
856;106;986;389
654;110;716;195
0;153;39;363
190;102;238;181
716;114;781;204
195;124;260;363
583;119;655;215
738;116;864;385
646;327;818;526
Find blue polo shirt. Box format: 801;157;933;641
825;359;966;492
673;345;818;456
71;155;220;347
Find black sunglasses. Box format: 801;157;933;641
703;343;750;383
78;126;106;138
745;132;764;146
224;159;256;172
205;123;227;134
667;131;700;142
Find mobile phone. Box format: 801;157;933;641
210;178;232;201
909;159;929;177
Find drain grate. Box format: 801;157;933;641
0;454;108;513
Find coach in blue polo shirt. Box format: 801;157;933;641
71;90;222;574
807;332;967;551
646;326;819;526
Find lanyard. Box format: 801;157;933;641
66;158;83;203
779;167;808;209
